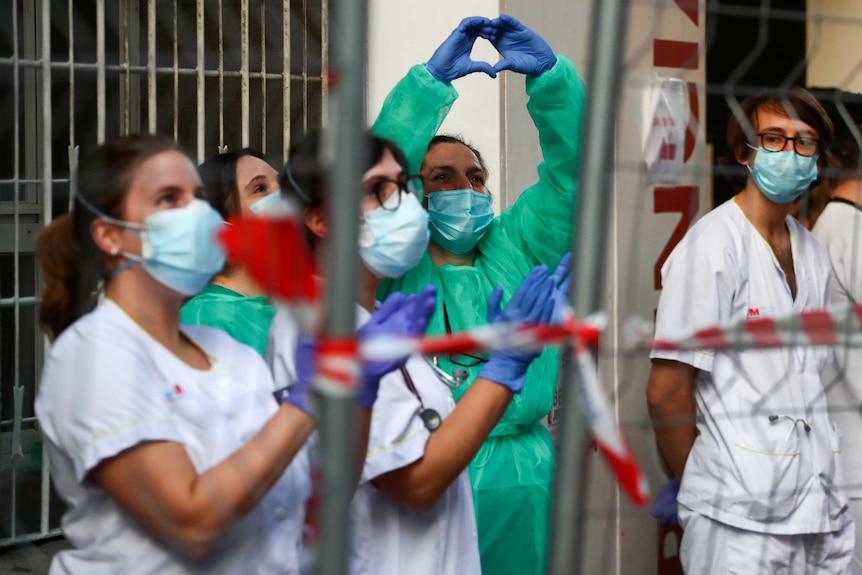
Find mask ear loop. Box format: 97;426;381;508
283;162;312;205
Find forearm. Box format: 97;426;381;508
371;64;458;174
646;360;697;480
353;406;372;484
374;379;512;511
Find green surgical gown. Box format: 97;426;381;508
373;56;585;575
180;284;275;358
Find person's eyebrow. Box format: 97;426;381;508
759;125;817;137
244;174;271;189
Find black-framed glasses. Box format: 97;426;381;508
363;175;424;211
447;352;489;368
757;132;819;157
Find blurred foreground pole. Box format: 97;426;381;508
315;0;368;574
547;0;629;573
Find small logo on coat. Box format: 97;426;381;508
747;306;774;319
164;383;185;401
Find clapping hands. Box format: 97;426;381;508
426;15;557;84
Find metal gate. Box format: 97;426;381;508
0;0;327;547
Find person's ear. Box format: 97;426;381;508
90;218;124;257
736;144;754;167
305;206;328;240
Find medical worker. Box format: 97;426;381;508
371;15;584;574
647;88;854;573
180;149;281;356
811;89;862;572
270;129;569;575
33;134;429;574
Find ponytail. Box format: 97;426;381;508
37;213;100;340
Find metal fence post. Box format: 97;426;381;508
547;0;630;573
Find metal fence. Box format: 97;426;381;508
0;0;327;548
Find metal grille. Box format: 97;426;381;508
0;0;326;548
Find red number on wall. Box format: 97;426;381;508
654;186;699;290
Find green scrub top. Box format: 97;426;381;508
180;284;275;358
373;56;585;575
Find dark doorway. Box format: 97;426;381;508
706;0;808;207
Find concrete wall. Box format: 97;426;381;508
807;1;862;91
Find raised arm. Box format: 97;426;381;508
371;16;496;174
490;16;587;266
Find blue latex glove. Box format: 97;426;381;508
357;285;437;408
426;16;497;83
650;478;680;525
550;252;572;324
277;333;317;416
488;15;557;77
479;265;555;393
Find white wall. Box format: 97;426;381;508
807;1;862;91
367;0;502;209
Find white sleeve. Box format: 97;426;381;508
266;305;300;391
37;326;184;482
361;360;431;483
650;232;737;373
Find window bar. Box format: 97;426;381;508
196;0;204;163
96;0;105;143
302;0;308;132
321;0;329;127
218;0;225;152
241;0;250;148
147;0;156;133
68;0;76;212
282;0;290;160
260;0;266;153
172;0;179;141
121;0;130;136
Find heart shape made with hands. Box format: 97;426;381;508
425;15;557;84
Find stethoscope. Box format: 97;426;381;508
399;365;442;432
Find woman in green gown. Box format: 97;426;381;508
180;149;282;356
373;15;585;575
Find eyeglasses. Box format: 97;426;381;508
363;175;423;211
757;132;819;157
447;352;488;368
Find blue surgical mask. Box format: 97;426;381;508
77;194;226;295
359;192;429;278
746;146;818;204
250;190;285;215
427;189;494;255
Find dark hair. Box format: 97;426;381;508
426;134;489;180
724;86;834;191
198;148;271;218
37;134;180;339
281;130;410;251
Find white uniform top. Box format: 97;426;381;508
266;305;482;575
651;199;847;534
813;199;862;498
35;300;310;575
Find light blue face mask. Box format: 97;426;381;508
358;192;430;278
77;195;226;295
746;146;818;204
427;189;495;255
249;190;283;215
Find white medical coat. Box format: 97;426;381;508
36;300;310;574
266;305;482;575
651;198;847;534
813;199;862;498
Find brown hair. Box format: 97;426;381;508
37;134;180;339
724;86;834;191
426;134;490;181
197;148;272;219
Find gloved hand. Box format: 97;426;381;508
357;285;437;408
480;265;555;393
550;252;572;324
650;478;680;525
277;333;317;416
488;15;557;77
426;16;497;83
